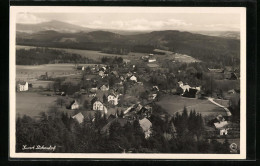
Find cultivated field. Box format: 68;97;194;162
154;49;201;63
156;95;227;116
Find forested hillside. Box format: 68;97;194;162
16;30;240;66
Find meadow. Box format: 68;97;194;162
16;92;58;118
154;49;201;63
156;95;227;116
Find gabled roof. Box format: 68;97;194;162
69;100;79;107
139;118;152;132
17;81;28;85
214;121;228;129
72;112;84;124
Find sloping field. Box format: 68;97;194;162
154;49;201;63
16;45;149;62
16;92;58;118
156;95;227;116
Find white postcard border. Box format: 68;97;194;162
9;6;247;159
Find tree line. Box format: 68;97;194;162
16;107;232;153
16;48;89;65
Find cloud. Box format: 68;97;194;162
203;24;240;31
84;18;192;31
16;13;47;24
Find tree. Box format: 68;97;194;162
83;100;90;109
56;97;66;108
103;94;107;103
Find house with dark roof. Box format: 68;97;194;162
69;100;79;110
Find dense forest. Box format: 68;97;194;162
16;30;240;66
16;107;232;153
16;48;90;65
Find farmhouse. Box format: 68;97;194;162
17;81;29;92
70;100;79;110
72;112;84;124
139;118;152;139
107;93;119;105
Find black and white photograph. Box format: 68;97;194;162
9;7;246;159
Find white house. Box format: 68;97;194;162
17;81;29;92
107;94;119;105
148;58;156;63
214;121;229;135
72;112;84;124
139;118;152;139
130;75;137;82
178;81;191;94
71;100;79;110
99;70;108;78
93;101;104;111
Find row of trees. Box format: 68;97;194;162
16;107;232;153
16;48;88;65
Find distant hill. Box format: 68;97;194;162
16;29;240;66
16;20;93;33
191;31;240;40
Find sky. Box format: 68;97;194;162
16;11;241;32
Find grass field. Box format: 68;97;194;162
154;49;201;63
156;95;227;116
16;92;58;118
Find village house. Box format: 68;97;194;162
148;58;156;63
213;115;229;135
111;71;119;77
139;118;152;139
152;86;159;91
129;75;137;82
123;59;131;65
100;84;109;91
107;93;119;105
148;93;157;100
177;81;191;95
92;100;107;114
70;100;79;110
72;112;84;124
77;66;85;71
17;81;29;92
